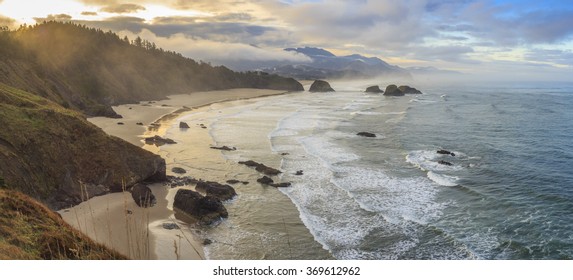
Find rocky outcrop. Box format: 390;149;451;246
0;83;166;210
357;132;376;138
239;160;282;176
309;80;335;92
173;189;228;225
144;135;177;146
437;149;456;157
384;84;404;96
195;181;237;201
398;85;422;94
365;86;384;93
130;184;156;208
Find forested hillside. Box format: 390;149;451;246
0;22;303;117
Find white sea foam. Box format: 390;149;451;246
427;171;459;187
406;150;463;171
350;111;383;116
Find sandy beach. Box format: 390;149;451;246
59;88;292;260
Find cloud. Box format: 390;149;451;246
81;11;99;16
524;49;573;67
33;14;73;23
100;3;146;14
118;28;312;63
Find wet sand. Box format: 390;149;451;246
60;88;292;260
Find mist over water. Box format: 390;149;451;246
164;80;573;259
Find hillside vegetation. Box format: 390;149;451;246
0;82;165;210
0;189;126;259
0;21;303;117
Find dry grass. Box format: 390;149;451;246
0;189;126;260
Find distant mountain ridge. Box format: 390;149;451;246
262;47;411;80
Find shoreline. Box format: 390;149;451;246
61;88;297;260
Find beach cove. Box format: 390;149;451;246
58;88;330;260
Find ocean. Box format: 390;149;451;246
160;80;573;260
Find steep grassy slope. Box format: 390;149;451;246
0;83;165;209
0;189;126;259
0;22;303;117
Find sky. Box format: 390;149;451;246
1;0;572;81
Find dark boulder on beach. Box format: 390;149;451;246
171;167;187;174
398;85;422;94
309;80;335;92
271;182;292;188
173;189;228;225
437;149;456;157
144;135;177;146
384;84;404;96
239;160;282;176
357;132;376;138
179;122;190;129
365;86;384;93
162;223;180;230
130;184;156;208
257;176;274;185
195;181;237;201
210;146;237;151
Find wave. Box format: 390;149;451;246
427;171;459;187
406;150;463;172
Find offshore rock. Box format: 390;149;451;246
309;80;335;92
438;160;453;166
357;132;376;138
437;149;456;157
384;84;404;96
365;86;384;93
195;181;237;201
399;85;422;94
173;189;228;225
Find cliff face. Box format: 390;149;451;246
0;22;303;117
0;83;165;210
0;189;126;259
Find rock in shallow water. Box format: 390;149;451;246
357;132;376;138
195;181;237;201
173;189;228;225
309;80;335;92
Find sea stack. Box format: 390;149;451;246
398;85;422;94
384;84;404;96
309;80;335;92
365;86;384;93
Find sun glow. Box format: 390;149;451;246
0;0;210;25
